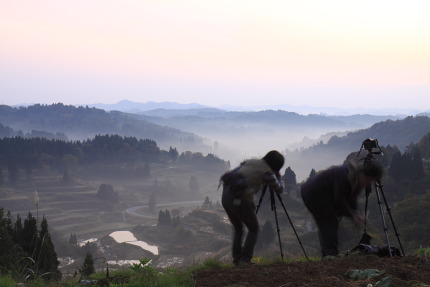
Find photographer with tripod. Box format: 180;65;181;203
220;150;285;266
300;159;383;259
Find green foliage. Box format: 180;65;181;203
0;275;15;287
0;210;61;282
79;252;95;277
97;183;119;203
391;192;430;250
415;247;430;257
389;147;425;182
129;258;158;286
6;257;36;284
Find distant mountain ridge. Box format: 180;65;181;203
0;103;208;152
86;99;428;116
88;100;212;113
1;103;429;182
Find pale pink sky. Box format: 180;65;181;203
1;0;429;112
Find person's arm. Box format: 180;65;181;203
263;172;284;194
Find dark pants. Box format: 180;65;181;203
222;186;259;264
301;188;339;257
312;211;339;257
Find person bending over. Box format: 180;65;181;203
300;160;383;258
221;150;285;266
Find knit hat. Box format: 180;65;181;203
262;150;285;172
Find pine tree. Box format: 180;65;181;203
0;208;20;272
80;252;96;277
13;214;23;244
388;151;403;181
158;210;165;226
69;233;78;245
37;216;61;280
282;166;297;193
308;169;317;180
164;209;172;226
21;212;38;256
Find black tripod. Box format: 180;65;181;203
255;186;309;261
357;138;405;256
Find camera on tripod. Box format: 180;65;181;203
363;138;378;151
356;138;405;257
358;138;383;158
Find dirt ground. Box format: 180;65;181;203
194;255;430;287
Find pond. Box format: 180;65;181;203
109;231;159;255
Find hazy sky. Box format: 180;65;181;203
1;0;429;111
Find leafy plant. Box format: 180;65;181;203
129;258;158;286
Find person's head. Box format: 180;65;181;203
262;150;284;172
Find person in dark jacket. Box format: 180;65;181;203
300;160;383;258
221;150;285;266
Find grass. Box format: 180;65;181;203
0;275;15;287
2;251;429;287
0;258;231;287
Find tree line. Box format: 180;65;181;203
0;134;230;186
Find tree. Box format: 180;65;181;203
60;154;78;182
307;169;317;180
80;252;95;277
97;184;119;203
37;216;61;280
388;151;403;180
410;149;424;180
21;212;38;256
256;221;275;250
168;146;179;161
136;163;150;177
164;209;171;226
282;166;297;193
158;210;165;226
202;196;212;209
0;208;20;273
13;214;23;245
69;233;78;245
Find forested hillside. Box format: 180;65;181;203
0;104;208;152
0;108;429;286
283;115;430;181
0;135;229;187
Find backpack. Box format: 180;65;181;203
219;165;248;198
350;243;401;257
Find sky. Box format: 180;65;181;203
1;0;429;113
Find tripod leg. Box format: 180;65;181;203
255;186;268;215
376;181;406;256
275;192;309;260
374;182;392;256
270;190;285;261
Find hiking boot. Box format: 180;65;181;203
235;260;255;267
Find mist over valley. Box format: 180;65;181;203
1;101;430;274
